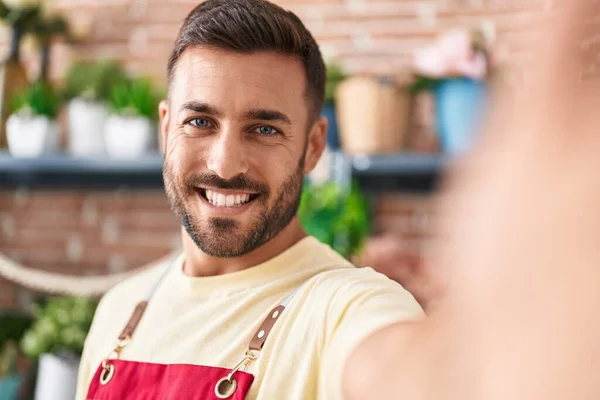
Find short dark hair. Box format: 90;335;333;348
168;0;326;120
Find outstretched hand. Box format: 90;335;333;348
431;1;600;399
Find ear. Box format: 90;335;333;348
303;116;328;174
158;100;170;155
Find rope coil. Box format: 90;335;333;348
0;252;178;296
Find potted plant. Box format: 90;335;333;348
0;311;32;400
321;61;346;151
0;0;42;149
28;2;71;82
298;180;370;259
104;76;160;159
6;80;61;157
20;296;96;400
336;74;410;155
63;60;128;157
410;25;496;154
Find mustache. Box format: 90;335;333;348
184;173;269;194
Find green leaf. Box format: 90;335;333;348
63;59;128;102
19;296;97;360
29;14;70;44
11;80;60;118
299;180;370;258
324;61;347;104
407;74;441;95
108;77;161;120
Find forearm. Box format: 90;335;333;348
344;275;600;400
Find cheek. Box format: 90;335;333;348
167;133;208;173
262;166;300;200
250;151;287;179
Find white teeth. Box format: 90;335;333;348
204;190;253;207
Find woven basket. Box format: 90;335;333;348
336;76;410;154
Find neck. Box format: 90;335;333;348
181;217;307;277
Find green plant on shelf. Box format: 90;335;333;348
0;1;41;33
324;61;347;105
299;180;370;259
0;311;32;377
108;77;161;120
63;59;129;103
11;80;60;118
20;296;97;360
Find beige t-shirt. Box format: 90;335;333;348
76;237;423;399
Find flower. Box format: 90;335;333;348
413;26;493;81
438;29;473;75
414;47;447;78
457;52;488;80
3;0;40;9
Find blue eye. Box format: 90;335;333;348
189;118;212;128
256;126;278;136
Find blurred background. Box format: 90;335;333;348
0;0;558;398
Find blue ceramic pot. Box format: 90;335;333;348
434;78;487;155
0;375;21;400
321;103;340;150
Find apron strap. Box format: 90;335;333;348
118;301;148;341
117;259;174;341
247;266;351;351
249;305;286;351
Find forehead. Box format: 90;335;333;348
170;47;308;120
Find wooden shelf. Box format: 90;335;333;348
0;152;164;189
333;152;445;194
0;151;445;192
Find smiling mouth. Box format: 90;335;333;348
197;188;259;208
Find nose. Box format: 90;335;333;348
206;129;249;180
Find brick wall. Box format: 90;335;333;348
0;0;548;83
0;189;181;307
0;0;552;308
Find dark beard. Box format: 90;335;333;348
163;158;305;258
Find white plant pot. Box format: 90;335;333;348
104;114;154;159
34;354;79;400
6;114;60;158
68;98;108;157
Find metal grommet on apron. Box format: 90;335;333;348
214;377;237;399
99;361;114;385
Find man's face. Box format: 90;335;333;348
160;47;326;258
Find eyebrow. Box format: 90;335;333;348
179;102;292;126
243;109;292;126
179;101;223;117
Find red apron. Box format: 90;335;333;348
86;360;254;399
86;295;286;400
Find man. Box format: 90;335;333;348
79;0;600;399
77;1;423;399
